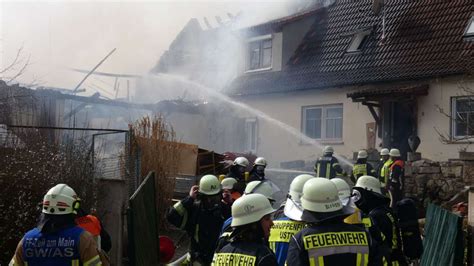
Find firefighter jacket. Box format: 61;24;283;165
213;239;277;266
11;226;102;266
351;160;376;183
75;215;111;253
167;196;231;264
268;214;306;266
362;206;406;266
287;221;375;266
380;159;394;188
314;156;343;179
389;160;404;191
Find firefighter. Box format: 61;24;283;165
249;157;267;182
269;174;314;266
219;180;275;246
221;177;239;202
380;149;394;193
213;194;278;265
10;184;102;266
376;148;390;183
314;146;344;179
226;157;250;195
351;150;376;184
331;177;362;224
352;175;406;265
167;175;231;265
287;178;377;265
75;208;112;265
388;149;404;209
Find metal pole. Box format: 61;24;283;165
72;48;117;93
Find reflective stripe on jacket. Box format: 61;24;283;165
269;216;306;266
287;222;371;266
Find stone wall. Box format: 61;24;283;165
405;159;473;208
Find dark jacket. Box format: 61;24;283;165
287;220;378;266
357;193;406;265
213;239;277;265
167;196;231;264
314;155;343;179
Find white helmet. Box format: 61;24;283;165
331;178;351;205
221;177;237;190
245;181;274;200
42;184;80;215
288;174;315;203
389;148;401;157
380;148;389;156
233;157;249;168
231;194;275;227
357;150;368;159
301;178;342;213
354;175;382;195
199;175;221;195
254;157;267;167
284;174;315;221
323;146;334;154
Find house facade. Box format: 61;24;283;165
225;1;474;165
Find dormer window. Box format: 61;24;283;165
247;35;272;71
464;16;474;38
346;29;371;53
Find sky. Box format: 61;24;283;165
0;0;296;97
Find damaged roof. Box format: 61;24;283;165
227;1;474;96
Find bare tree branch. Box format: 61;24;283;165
6;55;31;84
0;47;24;75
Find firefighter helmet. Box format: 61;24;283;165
254;157;267;167
42;184;80;215
301;178;342;213
199;175;221;195
331;178;351;205
233;157;249;168
389;148;401;157
323;146;334;154
231;194;275;227
354;175;382;195
245;181;274;200
357;150;368;159
221;177;237;190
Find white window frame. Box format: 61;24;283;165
244;118;258;154
302;104;343;141
451;96;474;139
464;16;474;38
246;35;273;72
347;29;371;53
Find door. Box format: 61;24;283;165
382;100;416;160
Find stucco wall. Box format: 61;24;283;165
237;76;474;166
240;87;374;167
418;76;474;161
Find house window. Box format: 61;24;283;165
248;37;272;70
302;105;343;140
347;29;371;53
464;16;474;37
245;118;258;153
452;97;474;138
